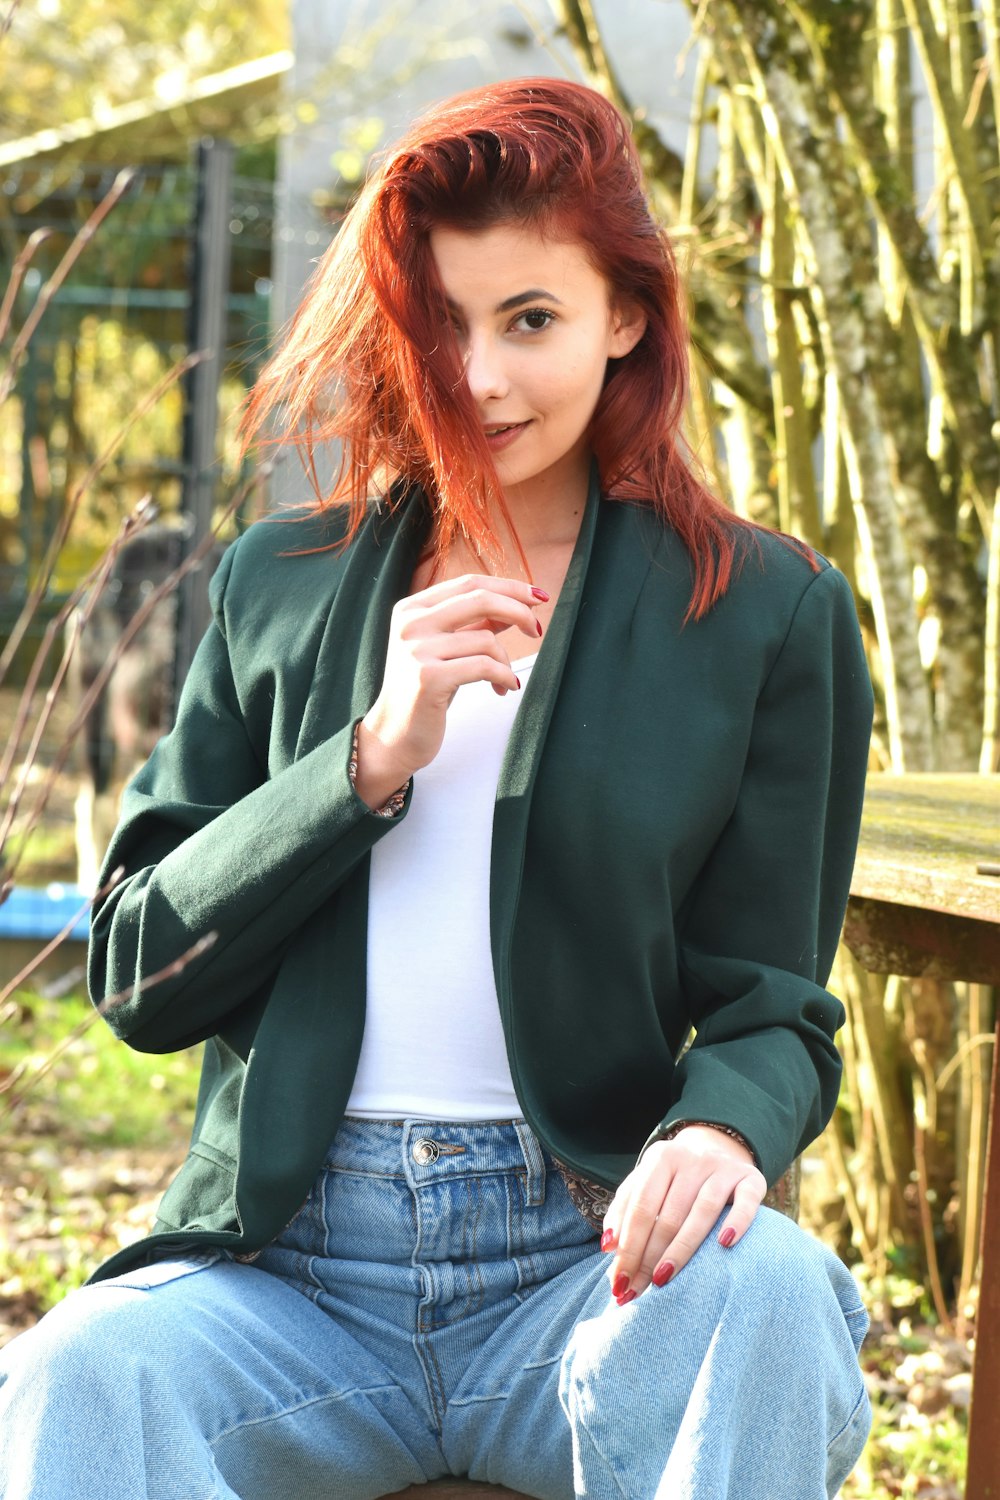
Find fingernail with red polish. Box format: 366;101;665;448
719;1227;737;1249
600;1229;615;1252
531;587;550;601
652;1260;675;1287
535;619;544;637
514;677;521;689
611;1272;630;1298
616;1289;637;1306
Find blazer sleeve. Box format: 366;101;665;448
87;538;411;1054
645;563;873;1186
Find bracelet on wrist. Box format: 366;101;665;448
657;1119;756;1159
349;722;410;818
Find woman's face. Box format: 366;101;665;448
428;221;645;510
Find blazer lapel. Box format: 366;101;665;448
490;464;602;1006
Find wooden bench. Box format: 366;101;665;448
842;772;1000;1495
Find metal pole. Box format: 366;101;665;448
174;137;234;709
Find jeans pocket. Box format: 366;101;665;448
101;1252;224;1291
843;1302;871;1355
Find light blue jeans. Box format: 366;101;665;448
0;1119;870;1498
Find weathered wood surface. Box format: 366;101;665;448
844;774;999;982
849;773;999;921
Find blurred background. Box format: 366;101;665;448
2;3;998;1495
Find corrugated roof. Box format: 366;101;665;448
0;51;293;170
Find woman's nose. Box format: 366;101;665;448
462;333;510;404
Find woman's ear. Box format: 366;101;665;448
608;299;647;359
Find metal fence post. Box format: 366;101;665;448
174;137;234;708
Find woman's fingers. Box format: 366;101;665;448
357;573;545;795
714;1175;767;1251
415;652;522;697
397;584;541;643
602;1136;767;1304
398;571;543;611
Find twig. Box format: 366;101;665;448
0;0;22;44
0;168;137;408
0;228;53;345
0;351;201;688
95;932;218;1019
0;488;244;884
0;499;159;800
0;1008;100;1115
0;867;123;1010
912;1077;954;1333
0;928;217;1121
936;1032;998;1093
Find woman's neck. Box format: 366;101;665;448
487;453;592;569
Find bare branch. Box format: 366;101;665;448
0;478;251;886
0;867;123;1010
0;168;138;408
0;227;53;345
0;350;202;689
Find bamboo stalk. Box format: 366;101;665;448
983;486;1000;772
956;985;991;1337
901;0;995;270
759;143;822;544
826;1110;878;1268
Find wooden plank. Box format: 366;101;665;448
966;1020;1000;1500
842;897;1000;984
852;774;1000;923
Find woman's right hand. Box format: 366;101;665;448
353;573;545;809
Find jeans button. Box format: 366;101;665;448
412;1138;440;1165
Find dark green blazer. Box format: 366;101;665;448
88;474;873;1281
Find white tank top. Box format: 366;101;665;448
346;654;539;1120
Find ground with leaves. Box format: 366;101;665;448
0;988;971;1497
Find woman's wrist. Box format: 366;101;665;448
350;720;411;816
652;1120;757;1164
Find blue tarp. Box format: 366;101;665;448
0;885;91;942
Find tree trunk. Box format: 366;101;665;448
706;1;935;768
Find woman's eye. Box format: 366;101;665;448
514;308;554;332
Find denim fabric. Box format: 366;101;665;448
0;1119;871;1498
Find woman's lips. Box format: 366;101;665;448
483;421;529;451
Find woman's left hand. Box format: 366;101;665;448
601;1126;767;1303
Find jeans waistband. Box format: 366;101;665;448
330;1117;548;1205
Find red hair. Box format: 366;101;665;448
241;78;770;618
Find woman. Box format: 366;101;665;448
0;79;874;1498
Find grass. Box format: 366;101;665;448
0;986;201;1325
1;988;201;1149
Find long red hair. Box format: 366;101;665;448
241;78;767;618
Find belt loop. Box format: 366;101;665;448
513;1120;546;1206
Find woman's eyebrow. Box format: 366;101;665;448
443;288;565;314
